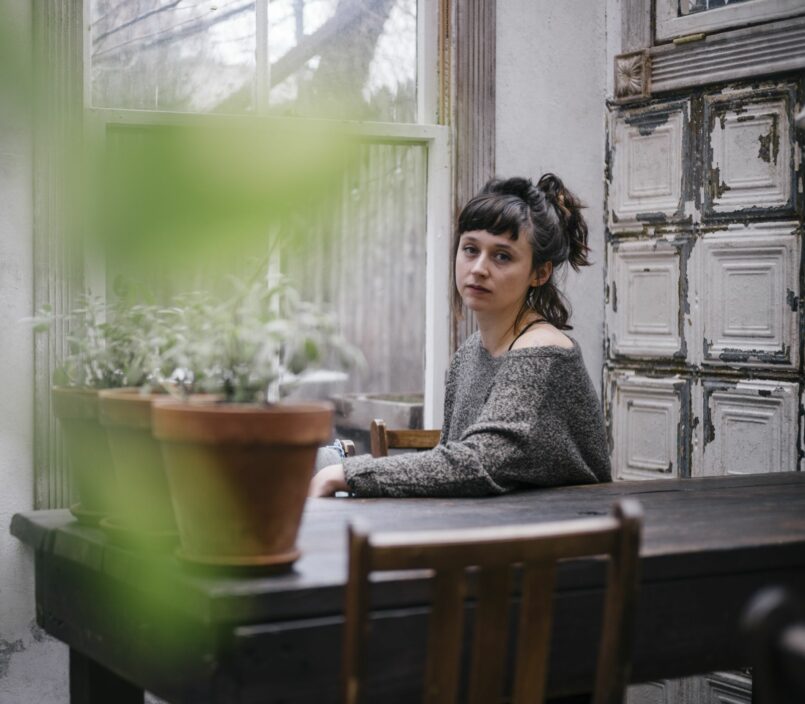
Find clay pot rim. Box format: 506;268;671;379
153;399;334;415
99;387;162;404
153;399;334;444
52;385;102;396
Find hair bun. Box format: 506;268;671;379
537;173;590;271
482;176;536;204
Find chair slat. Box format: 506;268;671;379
593;499;642;704
343;525;372;704
370;520;618;572
512;563;557;704
369;419;389;458
370;418;440;458
386;429;442;449
423;569;466;704
468;567;512;704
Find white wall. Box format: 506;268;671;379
496;0;608;390
0;1;69;701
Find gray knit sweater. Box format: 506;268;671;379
343;332;611;497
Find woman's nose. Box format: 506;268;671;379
471;254;488;275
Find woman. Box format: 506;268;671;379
309;174;611;497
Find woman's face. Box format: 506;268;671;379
455;229;540;319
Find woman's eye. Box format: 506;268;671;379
494;252;511;262
462;245;477;255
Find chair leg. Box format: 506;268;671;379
70;648;143;704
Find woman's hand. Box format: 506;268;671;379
308;464;349;497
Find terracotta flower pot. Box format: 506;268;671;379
98;389;178;543
51;387;117;523
152;400;333;569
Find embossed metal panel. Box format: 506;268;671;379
696;671;752;704
704;87;796;220
609;101;691;232
607;238;688;359
693;224;799;369
608;371;690;481
694;379;798;477
802;387;805;473
626;679;683;704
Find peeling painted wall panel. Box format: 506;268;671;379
608;371;690;481
625;678;684;704
694;379;798;477
801;387;805;474
704;89;796;219
609;101;691;233
695;672;752;704
693;224;799;369
607;238;688;359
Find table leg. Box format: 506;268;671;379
70;648;143;704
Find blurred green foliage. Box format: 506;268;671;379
93;118;355;288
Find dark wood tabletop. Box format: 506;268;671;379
11;472;805;703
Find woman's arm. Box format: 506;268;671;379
341;352;607;498
309;464;348;497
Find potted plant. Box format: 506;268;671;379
36;287;182;529
96;295;192;545
152;276;359;570
39;292;155;524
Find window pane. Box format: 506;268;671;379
284;142;427;393
267;0;417;121
96;123;428;395
685;0;753;14
90;0;418;120
90;0;257;112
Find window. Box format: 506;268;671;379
655;0;804;41
84;0;450;425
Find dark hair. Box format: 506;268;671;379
452;174;590;330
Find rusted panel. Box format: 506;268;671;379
605;76;803;499
607;235;691;363
608;100;694;235
696;379;798;476
702;83;798;221
606;369;691;480
694;224;799;370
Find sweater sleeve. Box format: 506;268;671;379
343;351;604;497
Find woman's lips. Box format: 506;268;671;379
465;284;491;294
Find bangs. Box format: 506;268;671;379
457;193;531;240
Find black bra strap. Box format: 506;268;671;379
508;319;543;351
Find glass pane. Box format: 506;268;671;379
283;142;427;393
96;123;427;396
90;0;418;120
685;0;754;14
267;0;417;121
90;1;256;112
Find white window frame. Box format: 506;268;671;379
655;0;805;42
82;0;451;428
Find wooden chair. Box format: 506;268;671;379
342;499;643;704
743;587;805;704
337;438;357;458
369;418;441;458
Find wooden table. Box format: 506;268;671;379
11;472;805;703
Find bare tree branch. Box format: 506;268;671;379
93;0;181;48
93;0;253;60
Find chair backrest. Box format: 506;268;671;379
342;499;643;704
369;418;441;458
743;587;805;704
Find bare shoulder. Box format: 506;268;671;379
512;322;574;350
